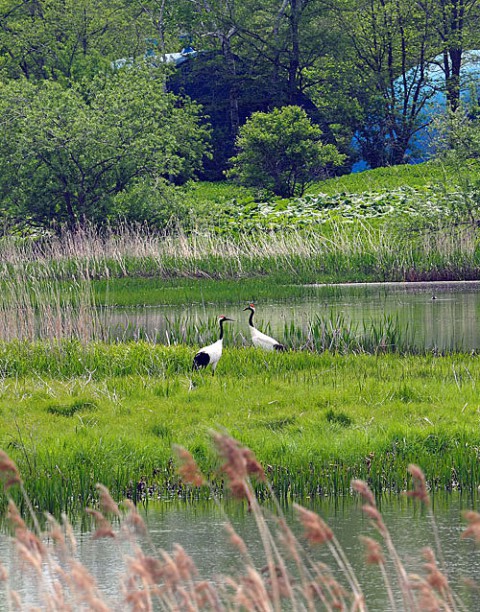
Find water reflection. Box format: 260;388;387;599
101;281;480;352
1;493;479;610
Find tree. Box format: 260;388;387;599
227;105;345;197
0;65;210;228
428;103;480;228
331;0;438;168
0;0;148;82
416;0;480;111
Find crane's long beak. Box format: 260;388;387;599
225;317;234;321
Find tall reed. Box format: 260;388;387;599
0;436;476;610
1;222;479;283
0;273;99;343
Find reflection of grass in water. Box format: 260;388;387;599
0;272;418;354
98;311;417;354
0;273;99;343
1;345;480;514
0;435;477;610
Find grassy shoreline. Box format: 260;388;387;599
1;222;479;316
1;343;479;514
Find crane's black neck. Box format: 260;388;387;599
219;318;226;340
248;308;255;327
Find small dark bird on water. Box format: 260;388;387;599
192;315;233;375
243;304;286;351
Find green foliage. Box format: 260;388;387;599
227;106;345;197
0;0;149;82
432;105;480;164
428;106;480;227
0;66;210;228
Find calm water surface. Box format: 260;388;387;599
2;493;479;610
102;281;480;352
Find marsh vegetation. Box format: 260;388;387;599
0;341;478;515
0;436;478;611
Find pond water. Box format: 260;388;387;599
1;493;479;610
102;281;480;352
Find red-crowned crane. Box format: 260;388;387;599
192;315;234;375
243;304;286;351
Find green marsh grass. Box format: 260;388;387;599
187;159;477;202
0;344;479;513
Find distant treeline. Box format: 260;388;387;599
0;0;479;226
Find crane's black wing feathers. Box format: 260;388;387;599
192;351;210;370
274;343;286;351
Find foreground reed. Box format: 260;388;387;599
0;435;477;610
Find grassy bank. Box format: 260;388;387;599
0;221;480;302
1;342;479;514
0;161;479;294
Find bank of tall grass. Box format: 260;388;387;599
1;343;479;514
1;222;479;297
0;160;479;294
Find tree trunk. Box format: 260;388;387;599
63;191;77;229
287;0;301;104
446;47;462;111
222;35;240;140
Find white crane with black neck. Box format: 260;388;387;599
243;304;286;351
192;315;234;375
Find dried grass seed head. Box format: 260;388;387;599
96;483;120;517
351;479;376;507
422;547;449;593
212;433;265;499
360;536;385;565
173;445;206;487
461;510;480;543
406;464;430;505
294;504;333;545
0;450;22;490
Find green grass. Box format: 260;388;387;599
1;343;479;514
188;159;480;205
92;277;351;307
307;161;465;194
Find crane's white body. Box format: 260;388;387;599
249;326;281;351
194;338;223;372
192;315;232;375
244;304;285;351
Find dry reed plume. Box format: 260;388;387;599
0;222;475;283
0;436;476;610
